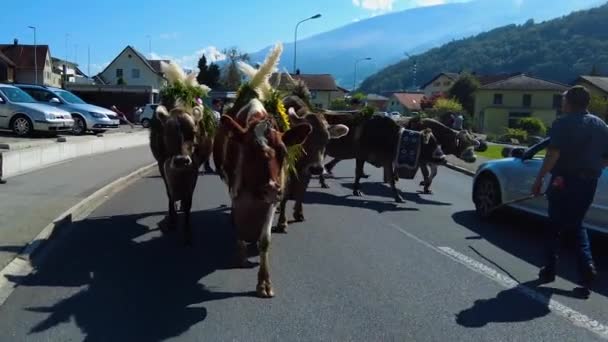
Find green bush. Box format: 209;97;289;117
500;128;528;144
516;117;547;136
330;98;350;110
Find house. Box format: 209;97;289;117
387;92;424;115
420;72;459;98
575;76;608;100
0;39;61;87
269;73;345;110
474;74;568;134
0;51;15;83
365;93;389;111
52;57;91;84
97;46;168;91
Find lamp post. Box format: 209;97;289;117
293;13;321;73
353;57;372;92
28;26;37;85
404;52;417;91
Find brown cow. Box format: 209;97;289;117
276;102;349;233
149;105;213;245
213;98;311;298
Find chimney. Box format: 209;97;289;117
13;38;18;46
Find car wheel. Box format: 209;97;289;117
474;174;502;219
72;116;86;135
11;115;33;137
141;118;150;128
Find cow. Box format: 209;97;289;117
213;98;312;298
149;104;213;245
275;98;349;233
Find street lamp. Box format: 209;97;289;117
353;57;372;92
404;52;417;91
28;26;37;85
293;13;322;73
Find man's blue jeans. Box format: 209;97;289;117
545;174;598;271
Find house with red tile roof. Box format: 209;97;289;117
0;39;62;86
387;92;425;115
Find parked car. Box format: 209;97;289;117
0;84;74;136
14;84;120;135
137;104;159;128
472;138;607;233
390;112;401;120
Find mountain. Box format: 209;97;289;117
250;0;604;90
359;1;608;93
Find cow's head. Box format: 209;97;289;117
421;128;447;165
222;103;312;203
410;118;479;163
288;108;349;175
155;105;204;170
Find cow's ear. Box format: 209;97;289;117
220;115;247;136
192;105;204;122
282;122;312;147
328;124;349;139
155;105;170;124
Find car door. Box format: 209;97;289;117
0;94;8;128
585;169;608;231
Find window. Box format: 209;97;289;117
434;82;441;87
508;112;531;128
116;69;123;77
132;68;140;79
25;89;55;102
314;103;323;109
523;94;532;108
443;81;451;86
493;94;503;105
552;94;562;109
310;91;317;100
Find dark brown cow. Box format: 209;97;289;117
213;98;311;298
275;102;349;233
149;105;213;245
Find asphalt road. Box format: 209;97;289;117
1;160;608;341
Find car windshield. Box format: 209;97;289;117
0;87;37;103
525;137;550;159
55;90;87;104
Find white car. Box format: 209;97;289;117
472;138;607;233
137;104;160;128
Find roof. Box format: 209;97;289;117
148;59;170;73
475;72;521;86
420;72;460;89
366;93;389;101
578;75;608;94
0;44;49;70
391;92;424;110
269;73;339;91
98;45;163;77
51;57;78;68
480;74;569;91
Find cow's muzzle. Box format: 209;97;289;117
172;155;193;168
460;147;477;163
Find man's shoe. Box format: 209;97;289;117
538;266;556;283
581;263;597;287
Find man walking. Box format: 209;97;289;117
532;86;608;292
110;105;135;129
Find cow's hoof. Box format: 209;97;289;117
361;173;370;179
274;223;288;233
256;281;275;298
293;213;305;222
353;190;363;197
321;183;330;189
395;196;405;203
423;189;433;195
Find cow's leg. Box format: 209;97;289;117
293;200;304;222
324;158;339;175
257;205;276;298
425;163;438;194
353;158;365;197
389;166;404;203
276;197;288;233
319;173;330;189
419;163;432;194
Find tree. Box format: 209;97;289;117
221;47;250;90
196;55;209;85
117;77;126;85
330;98;350;110
448;73;479;115
429;98;464;124
206;63;221;89
420;93;446;110
590;95;608;121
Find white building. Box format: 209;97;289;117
97;45;168;91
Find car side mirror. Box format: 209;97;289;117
502;146;525;158
49;97;61;104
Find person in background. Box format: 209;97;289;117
532;86;608;294
453;113;464;130
110;105;135;129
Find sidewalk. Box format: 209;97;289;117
0;145;155;270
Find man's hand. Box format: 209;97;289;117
531;177;544;196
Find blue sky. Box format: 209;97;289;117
1;0;469;75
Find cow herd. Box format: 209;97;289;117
148;43;485;298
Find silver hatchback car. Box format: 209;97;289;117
0;84;74;136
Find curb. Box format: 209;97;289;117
0;161;157;307
445;162;476;177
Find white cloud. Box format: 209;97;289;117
149;46;227;70
353;0;468;12
159;32;179;40
352;0;395;11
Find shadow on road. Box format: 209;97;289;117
304;190;418;214
340;182;452;206
452;210;608;299
3;205;257;341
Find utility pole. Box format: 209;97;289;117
293;14;322;73
87;45;91;78
28;26;37;85
353;57;372;92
